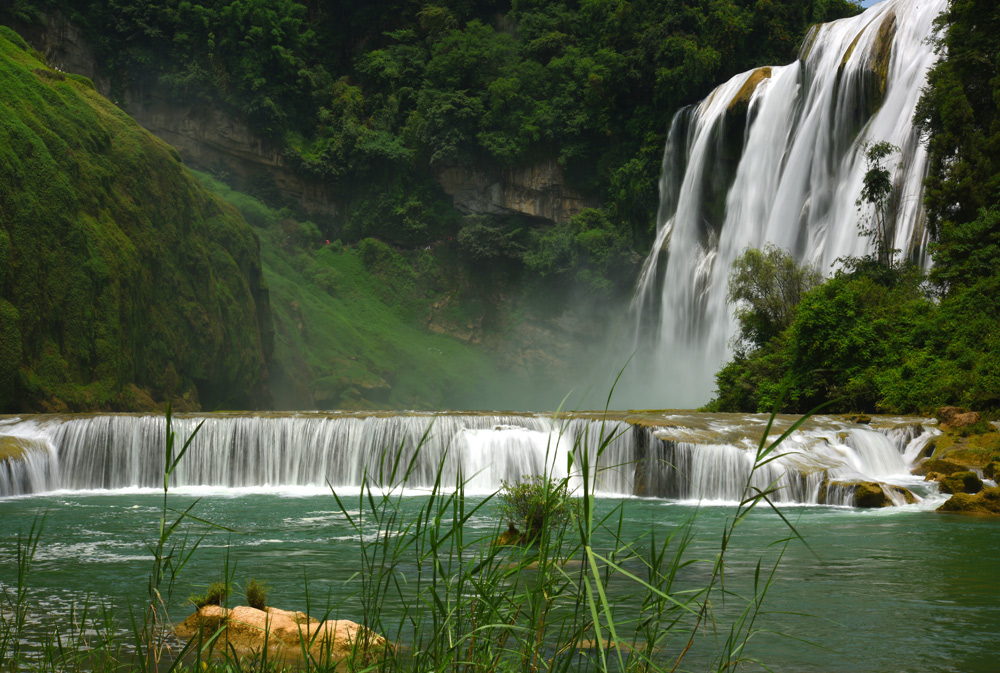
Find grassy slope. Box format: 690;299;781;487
0;28;271;411
192;171;493;410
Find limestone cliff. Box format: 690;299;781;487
436;159;597;224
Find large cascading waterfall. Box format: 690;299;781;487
0;413;935;506
626;0;947;408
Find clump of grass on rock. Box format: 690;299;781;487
189;581;230;609
244;577;268;610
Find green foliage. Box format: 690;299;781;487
855;141;900;270
727;244;822;354
0;29;271;412
914;0;1000;241
930;206;1000;293
524;208;639;298
498;475;580;544
244;577;268;610
17;0;857;255
456;216;525;264
0;25;28;51
0;300;21;408
712;261;1000;414
188;581;230;610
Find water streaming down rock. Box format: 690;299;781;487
625;0;947;408
0;413;933;506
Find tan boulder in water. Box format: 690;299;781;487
175;605;387;663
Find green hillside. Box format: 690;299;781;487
0;27;271;412
192;171;494;409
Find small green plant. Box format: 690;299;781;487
188;581;230;610
498;475;581;545
245;578;269;611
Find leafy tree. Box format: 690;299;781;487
727;244;822;355
930;206;1000;293
855;141;900;270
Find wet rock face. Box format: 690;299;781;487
818;479;916;508
434;159;598;224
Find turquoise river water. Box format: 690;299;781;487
1;491;998;672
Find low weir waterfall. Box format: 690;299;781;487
627;0;947;408
0;413;938;506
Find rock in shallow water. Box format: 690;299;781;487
937;486;1000;516
175;605;388;663
818;479;917;508
938;471;984;495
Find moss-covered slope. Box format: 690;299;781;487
0;27;271;412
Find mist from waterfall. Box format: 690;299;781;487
616;0;947;409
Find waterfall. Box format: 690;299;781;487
626;0;947;408
0;413;934;506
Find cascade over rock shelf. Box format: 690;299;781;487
0;411;937;508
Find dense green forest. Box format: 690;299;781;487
707;0;1000;414
3;0;858;282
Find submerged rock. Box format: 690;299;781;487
937;486;1000;516
175;605;387;664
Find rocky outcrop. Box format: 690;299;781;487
175;605;387;664
818;479;916;508
911;458;967;477
936;406;982;431
13;11;110;95
727;67;772;117
123;93;338;216
493;522;522;546
435;159;597;224
937;486;1000;516
937;471;984;495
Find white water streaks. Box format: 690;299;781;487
626;0;947;408
0;413;936;506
